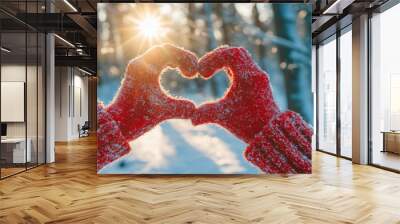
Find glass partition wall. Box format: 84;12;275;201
0;30;27;177
316;26;352;159
317;35;337;155
0;1;46;179
370;3;400;172
339;27;352;159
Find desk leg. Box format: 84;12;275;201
382;133;386;153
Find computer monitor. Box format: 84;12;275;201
1;123;7;137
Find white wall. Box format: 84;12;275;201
71;73;89;138
54;67;89;141
55;67;69;141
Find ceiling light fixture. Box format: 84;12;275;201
63;0;78;12
54;34;75;48
322;0;354;15
1;47;11;53
323;0;341;14
78;67;94;76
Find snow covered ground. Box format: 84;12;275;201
99;119;260;174
98;77;261;174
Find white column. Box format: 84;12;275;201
352;14;369;164
45;0;55;163
46;33;55;163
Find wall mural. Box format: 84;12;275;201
97;3;313;174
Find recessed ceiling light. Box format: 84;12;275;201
322;0;354;15
78;67;93;76
63;0;78;12
1;47;11;53
54;34;75;48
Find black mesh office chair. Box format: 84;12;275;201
78;121;90;138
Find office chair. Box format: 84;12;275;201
79;121;90;138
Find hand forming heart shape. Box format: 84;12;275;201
97;44;312;174
98;44;198;169
193;46;279;143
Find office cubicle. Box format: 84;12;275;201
0;1;46;179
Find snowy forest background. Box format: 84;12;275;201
97;3;312;174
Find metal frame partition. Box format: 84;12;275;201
316;0;400;173
367;1;400;173
0;0;47;180
315;22;353;161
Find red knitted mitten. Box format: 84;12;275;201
192;46;280;142
244;111;312;174
97;102;131;170
97;44;198;170
192;46;312;174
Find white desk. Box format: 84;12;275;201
1;138;31;163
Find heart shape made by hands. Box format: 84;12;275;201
195;47;280;143
160;68;231;106
151;46;280;143
98;44;313;174
161;46;311;174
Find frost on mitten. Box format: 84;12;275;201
106;44;197;141
193;46;312;174
244;111;313;174
97;44;198;171
97;102;131;170
193;46;280;143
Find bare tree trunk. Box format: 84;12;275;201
203;3;218;97
272;4;312;124
187;4;203;91
216;3;231;44
187;4;196;49
252;4;288;111
252;4;267;70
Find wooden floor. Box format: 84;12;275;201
1;136;400;224
373;150;400;171
0;167;26;178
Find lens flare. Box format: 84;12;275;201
137;17;162;39
126;12;170;51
